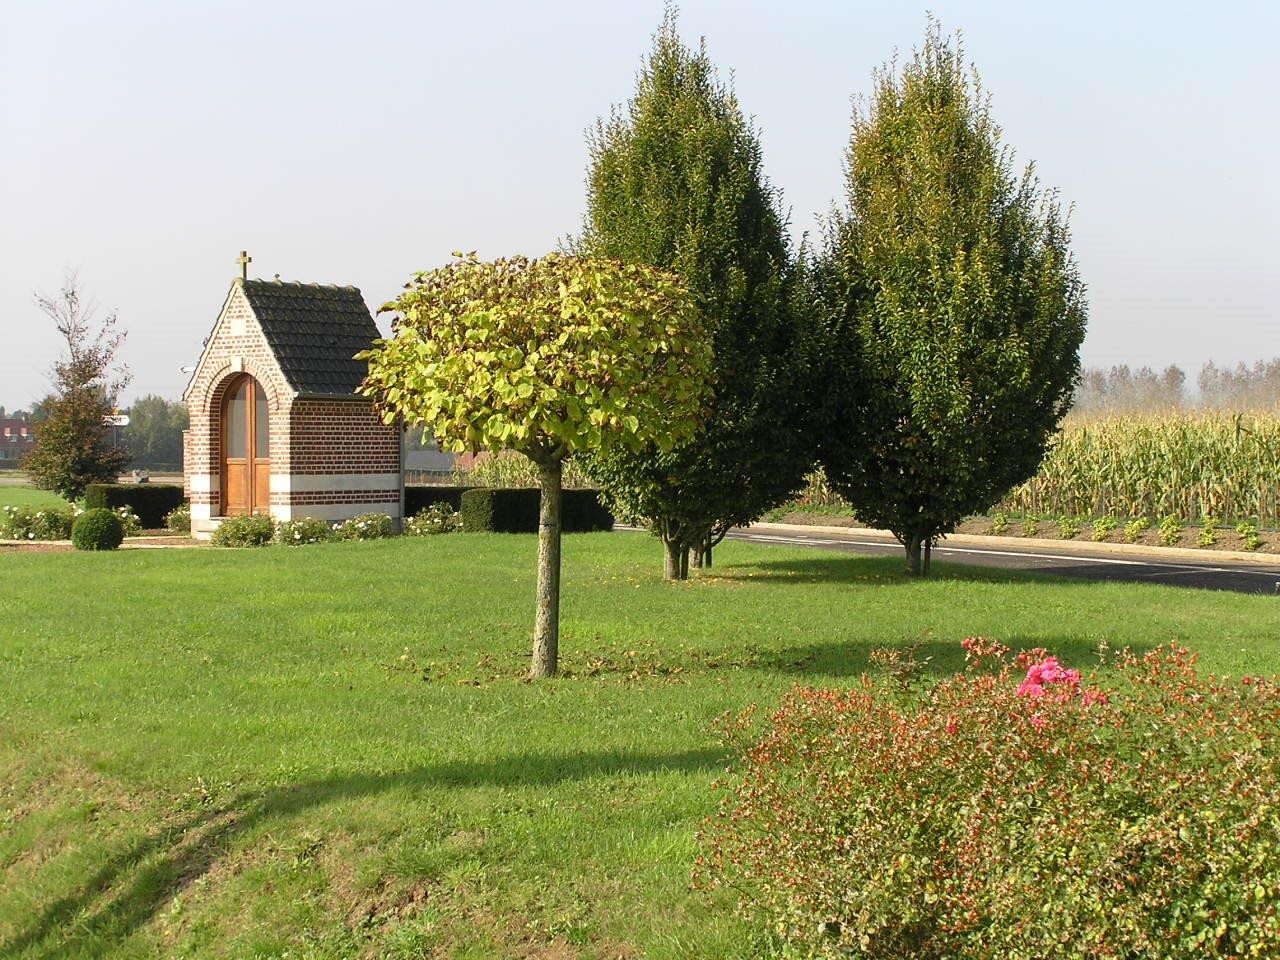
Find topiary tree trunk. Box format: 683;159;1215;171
532;457;563;678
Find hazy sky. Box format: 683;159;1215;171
2;0;1276;407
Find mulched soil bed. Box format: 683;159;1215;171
1;533;200;552
0;542;68;553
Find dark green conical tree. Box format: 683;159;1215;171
576;11;816;580
818;21;1087;576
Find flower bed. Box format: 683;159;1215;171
699;639;1280;958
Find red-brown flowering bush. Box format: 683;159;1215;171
697;640;1280;959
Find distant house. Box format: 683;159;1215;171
0;419;35;470
182;272;404;539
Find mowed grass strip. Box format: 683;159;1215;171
0;485;68;513
1;533;1277;958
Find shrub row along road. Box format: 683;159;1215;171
714;526;1280;595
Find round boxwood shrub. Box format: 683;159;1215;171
71;508;125;551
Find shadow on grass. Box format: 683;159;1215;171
716;552;1275;595
714;554;1051;587
8;746;724;959
762;636;1156;679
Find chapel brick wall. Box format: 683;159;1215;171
277;399;401;509
184;283;401;523
184;286;293;517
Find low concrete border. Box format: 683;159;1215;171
747;522;1280;567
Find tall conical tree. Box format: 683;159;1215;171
818;21;1087;575
576;11;815;579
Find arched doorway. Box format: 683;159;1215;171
221;374;270;515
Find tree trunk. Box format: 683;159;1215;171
663;536;685;581
691;543;704;569
680;544;690;579
703;536;713;568
531;458;562;678
905;532;924;576
923;539;932;576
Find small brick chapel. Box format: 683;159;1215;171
182;254;401;539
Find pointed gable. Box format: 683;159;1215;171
238;279;381;397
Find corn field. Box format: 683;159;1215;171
997;413;1280;526
793;413;1280;527
450;452;596;489
450;415;1280;527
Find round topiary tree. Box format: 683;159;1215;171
71;507;125;551
359;252;712;678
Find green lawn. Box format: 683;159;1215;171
1;534;1277;958
0;484;67;511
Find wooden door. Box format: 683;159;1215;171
221;375;270;516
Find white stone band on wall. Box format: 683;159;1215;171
271;502;401;523
269;472;401;494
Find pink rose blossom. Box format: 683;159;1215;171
1017;657;1083;700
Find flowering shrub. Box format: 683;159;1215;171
698;639;1280;959
114;505;142;536
404;502;461;536
0;505;75;540
210;514;275;547
275;516;333;546
165;503;191;533
333;512;394;541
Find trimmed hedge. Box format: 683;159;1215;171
459;488;613;533
85;483;186;529
404;486;467;515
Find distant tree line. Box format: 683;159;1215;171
122;394;188;470
1073;359;1280;414
10;389;188;473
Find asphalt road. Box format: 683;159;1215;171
721;527;1280;596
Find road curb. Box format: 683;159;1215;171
747;522;1279;568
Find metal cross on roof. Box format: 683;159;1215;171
236;250;252;280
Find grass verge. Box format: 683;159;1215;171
0;486;68;512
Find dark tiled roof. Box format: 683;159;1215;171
239;278;379;396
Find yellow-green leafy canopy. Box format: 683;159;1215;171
359;254;713;462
